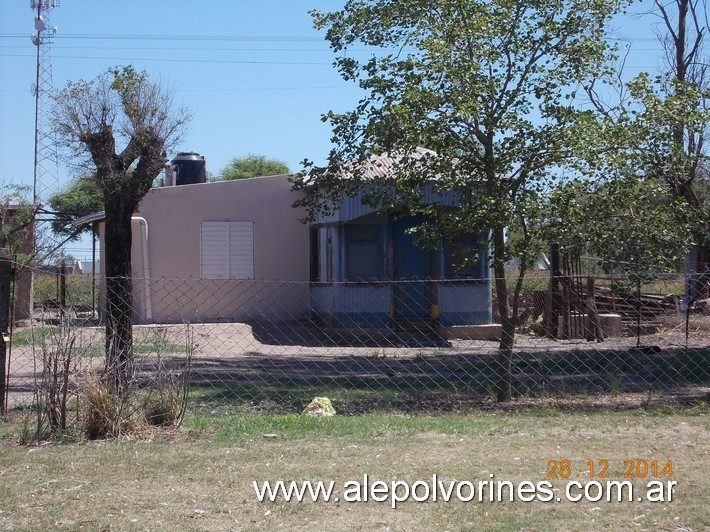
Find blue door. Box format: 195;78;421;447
392;217;433;319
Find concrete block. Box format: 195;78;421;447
439;324;502;341
598;313;622;338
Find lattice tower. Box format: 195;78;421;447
31;0;60;207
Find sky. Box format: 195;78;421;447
0;0;671;260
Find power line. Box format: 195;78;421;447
0;43;670;53
0;85;356;93
0;52;332;66
0;33;324;42
0;44;343;53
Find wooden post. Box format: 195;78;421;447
0;249;13;414
636;276;642;347
92;221;98;319
585;276;604;342
546;243;561;338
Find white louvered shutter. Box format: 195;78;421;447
228;221;255;279
200;221;255;279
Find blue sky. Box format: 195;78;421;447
0;0;669;258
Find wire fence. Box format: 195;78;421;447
3;266;710;416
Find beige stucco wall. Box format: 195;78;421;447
137;175;309;281
99;175;311;323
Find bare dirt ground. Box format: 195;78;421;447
5;315;709;409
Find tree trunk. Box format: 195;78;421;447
492;227;513;402
103;192;136;397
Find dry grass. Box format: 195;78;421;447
141;388;180;427
81;374;124;440
0;408;708;531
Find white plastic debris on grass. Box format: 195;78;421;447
303;397;336;417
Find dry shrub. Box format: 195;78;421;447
142;388;179;427
141;324;194;428
74;324;194;439
81;374;122;440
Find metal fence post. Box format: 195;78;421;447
60;260;66;321
0;248;12;414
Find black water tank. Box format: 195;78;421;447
172;152;207;185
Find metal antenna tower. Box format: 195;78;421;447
31;0;60;207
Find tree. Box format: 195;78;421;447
53;66;190;395
651;0;708;299
0;185;36;259
0;185;39;323
634;0;707;237
543;177;693;276
293;0;627;401
587;0;707;240
215;154;290;181
47;175;103;240
585;0;708;302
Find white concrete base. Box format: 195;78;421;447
439;324;502;341
599;313;622;337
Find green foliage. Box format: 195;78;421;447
47;176;103;240
142;388;179;426
585;2;709;252
0;184;35;264
572;67;707;271
294;0;629;378
9;326;59;347
33;272;95;308
623;74;708;198
296;0;628;241
543;177;692;276
215;154;290;181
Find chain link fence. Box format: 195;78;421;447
3;265;709;415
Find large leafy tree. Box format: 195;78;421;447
53;66;190;395
587;0;708;274
293;0;627;401
543;177;693;276
214;154;290;181
646;0;708;294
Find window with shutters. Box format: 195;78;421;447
200;221;255;279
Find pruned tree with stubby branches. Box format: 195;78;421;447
53;66;191;396
293;0;630;402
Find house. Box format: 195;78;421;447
310;211;492;329
89;154;493;333
73;260;100;275
93;175;312;324
308;152;492;329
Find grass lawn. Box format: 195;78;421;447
1;405;707;531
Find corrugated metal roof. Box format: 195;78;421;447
354;147;438;179
313;148;462;224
